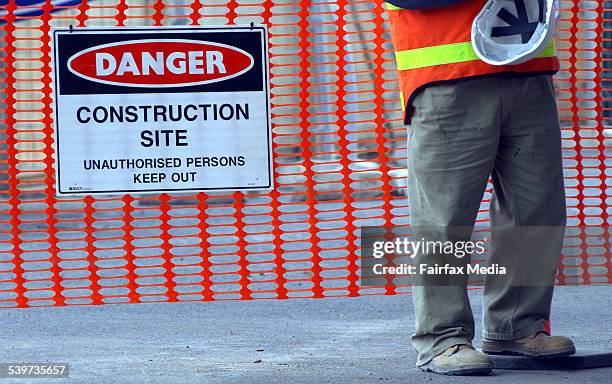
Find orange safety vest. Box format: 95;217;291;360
386;1;559;123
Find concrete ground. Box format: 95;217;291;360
1;286;611;384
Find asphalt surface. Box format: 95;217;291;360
1;286;611;384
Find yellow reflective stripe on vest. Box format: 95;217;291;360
396;42;478;70
395;40;556;71
384;2;402;11
536;40;557;59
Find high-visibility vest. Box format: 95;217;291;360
386;1;559;123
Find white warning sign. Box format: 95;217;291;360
51;26;272;195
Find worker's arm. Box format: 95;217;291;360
385;0;467;10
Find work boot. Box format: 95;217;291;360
482;331;576;359
418;344;493;376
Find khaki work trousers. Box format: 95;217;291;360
406;75;566;366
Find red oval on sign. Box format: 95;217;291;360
67;39;254;88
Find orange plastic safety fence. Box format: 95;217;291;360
0;0;609;308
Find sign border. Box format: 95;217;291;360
51;25;272;196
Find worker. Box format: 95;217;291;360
385;0;575;375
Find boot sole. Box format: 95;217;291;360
482;340;576;359
418;363;493;376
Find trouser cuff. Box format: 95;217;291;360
482;320;546;341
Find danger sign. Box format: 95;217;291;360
51;26;272;195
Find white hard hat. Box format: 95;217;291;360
472;0;559;66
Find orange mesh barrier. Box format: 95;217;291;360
0;0;609;307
